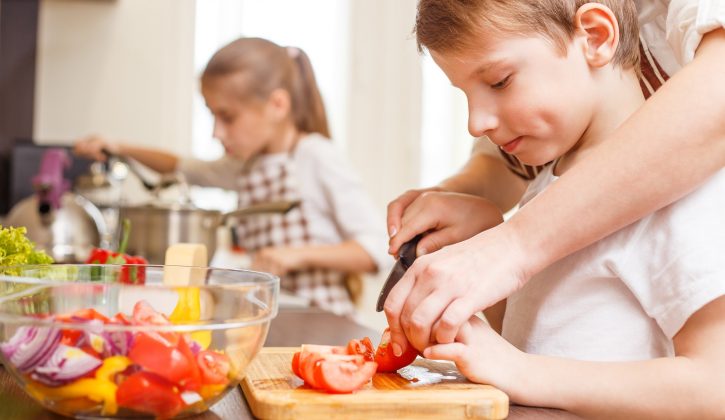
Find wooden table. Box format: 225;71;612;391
0;308;581;419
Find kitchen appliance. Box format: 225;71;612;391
4;149;108;262
118;200;300;264
242;347;509;419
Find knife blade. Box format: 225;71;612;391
375;234;423;312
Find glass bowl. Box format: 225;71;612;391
0;264;279;419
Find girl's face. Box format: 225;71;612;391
201;75;282;161
431;33;598;166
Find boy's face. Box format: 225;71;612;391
201;74;278;161
431;33;598;166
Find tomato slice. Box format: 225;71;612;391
291;351;302;378
299;351;327;387
347;337;375;362
197;350;231;385
374;328;418;373
300;344;347;355
313;357;377;393
117;371;185;418
129;332;200;390
132;300;170;325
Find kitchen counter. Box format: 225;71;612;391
0;308;582;419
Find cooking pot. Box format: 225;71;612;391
118;200;299;264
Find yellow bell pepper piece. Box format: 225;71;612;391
170;287;211;349
26;356;132;416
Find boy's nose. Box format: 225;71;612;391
212;120;226;142
468;108;499;138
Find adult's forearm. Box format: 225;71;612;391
508;29;725;278
513;354;725;418
116;144;179;174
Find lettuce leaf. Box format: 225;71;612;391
0;225;54;267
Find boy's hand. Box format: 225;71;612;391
423;316;522;390
388;192;504;257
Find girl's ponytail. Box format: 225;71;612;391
287;47;330;138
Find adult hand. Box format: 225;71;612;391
73;134;118;161
388;192;504;257
383;222;529;354
250;246;306;276
386;187;444;251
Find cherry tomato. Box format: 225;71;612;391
197;350;231;385
347;337;375;362
116;371;185;418
374;328;418;373
129;332;200;390
312;356;377;394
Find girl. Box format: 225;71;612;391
75;37;388;316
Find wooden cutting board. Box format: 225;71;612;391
241;347;509;419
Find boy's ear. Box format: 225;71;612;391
266;88;292;119
574;3;619;68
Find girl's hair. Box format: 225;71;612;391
414;0;640;70
202;37;330;138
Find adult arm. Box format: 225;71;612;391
384;29;725;354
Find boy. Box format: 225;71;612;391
416;1;725;417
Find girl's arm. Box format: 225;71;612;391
73;134;179;174
250;240;377;276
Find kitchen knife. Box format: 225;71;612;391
375;234;423;312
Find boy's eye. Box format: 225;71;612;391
491;75;511;90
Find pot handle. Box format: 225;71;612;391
220;200;301;225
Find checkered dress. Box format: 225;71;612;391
499;38;670;180
235;154;355;316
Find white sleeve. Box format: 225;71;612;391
617;170;725;339
300;141;390;272
176;156;243;190
666;0;725;65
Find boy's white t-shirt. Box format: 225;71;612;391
501;166;725;361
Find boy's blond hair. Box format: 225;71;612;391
415;0;640;70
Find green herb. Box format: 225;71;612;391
0;225;54;267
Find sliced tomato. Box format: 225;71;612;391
129;332;200;390
347;337;375;362
116;371;185;418
300;344;347;355
57;308;110;324
299;351;327;387
132;300;170;325
313;357;377;394
59;329;83;346
291;351;302;378
374;328;418;373
197;350;231;385
111;312;133;325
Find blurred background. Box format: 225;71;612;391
0;0;479;327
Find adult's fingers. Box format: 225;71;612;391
433;297;479;344
383;269;417;357
402;290;453;352
386;189;423;238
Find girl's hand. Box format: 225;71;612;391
250;246;307;276
73;134;118;161
388;192;504;257
424;316;523;391
384;222;530;355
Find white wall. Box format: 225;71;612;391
34;0;196;157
